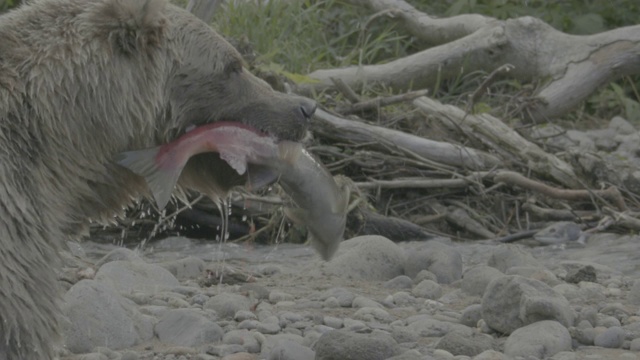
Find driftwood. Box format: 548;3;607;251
299;0;640;123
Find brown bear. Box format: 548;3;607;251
0;0;316;358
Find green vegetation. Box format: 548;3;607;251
213;0;640;125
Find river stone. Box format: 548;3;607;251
320;236;405;281
407;317;472;337
487;245;542;272
155;308;223;347
384;275;414;289
223;330;261;353
314;330;401;360
434;330;494;356
412;279;442;299
159;256;206;280
259;333;305;358
95;248;142;268
473;350;508;360
63;280;153;353
506;266;561;287
460;304;483;327
204;293;253;319
565;264;597;284
482;275;574;334
95;260;180;294
266;339;314;360
593;326;625;348
504;320;571;358
629;279;640;305
404;241;462;284
461;265;504;296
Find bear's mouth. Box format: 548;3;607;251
184;120;278;142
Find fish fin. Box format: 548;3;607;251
116;148;180;210
284;207;343;261
246;164;280;191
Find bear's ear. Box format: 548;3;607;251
90;0;168;55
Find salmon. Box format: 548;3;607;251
116;122;348;260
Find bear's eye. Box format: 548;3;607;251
225;60;243;75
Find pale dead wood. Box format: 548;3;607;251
413;96;581;189
521;202;598;222
336;89;429;114
355;174;485;190
343;0;492;45
495;170;627;211
301;0;640;122
314;108;500;170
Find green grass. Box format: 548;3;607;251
212;0;415;76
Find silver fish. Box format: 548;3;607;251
116;122;348;260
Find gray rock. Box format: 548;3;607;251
593;326;625;348
461;265;503;296
391;291;418;306
223;329;261;353
487;245;541;272
533;222;583;245
205;344;246;357
610;116;636;134
506;266;561;287
570;325;596;345
460;304;483;327
482;275;574;334
95;260;180;294
320;236;405;281
630;338;640;351
504;320;571;358
352;296;383;309
411;279;442;299
257;322;281;335
407;317;472;337
76;354;109;360
314;330;401;360
404;241;462;284
384;275;414;289
266;340;314;360
259;333;305;358
269;291;294;303
413;270;438;284
95;248;142;268
556;260;619;282
316;287;356;307
565;264;597;284
204;293;253;319
63;280;153;353
239;283;271;300
155;308;223;347
435;330;494;356
353;307;393;323
386;350;424;360
629;279;640;305
473;350;507;360
391;326;419;343
323;316;343;329
159;256;205;280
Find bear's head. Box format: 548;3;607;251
86;0;315;142
81;0;317;196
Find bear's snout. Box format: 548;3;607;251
299;98;317;120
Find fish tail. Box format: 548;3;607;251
116;148;181;210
